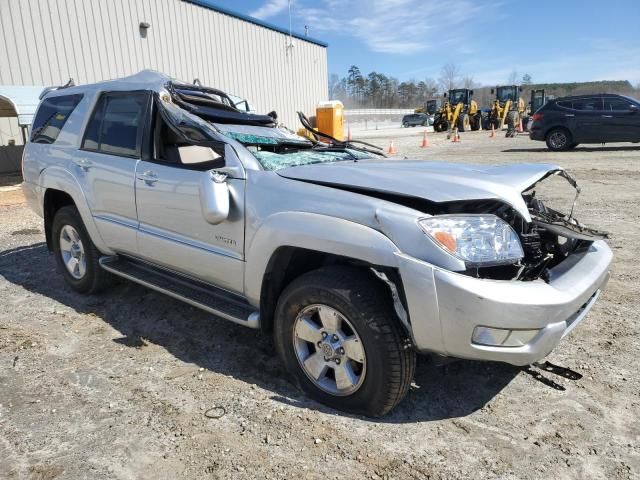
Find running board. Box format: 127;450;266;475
99;256;259;329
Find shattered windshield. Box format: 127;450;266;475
215;123;370;171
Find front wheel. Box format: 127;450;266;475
52;205;114;293
274;267;416;417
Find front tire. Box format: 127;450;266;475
52;205;113;293
274;267;415;417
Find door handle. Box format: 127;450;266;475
137;170;158;185
601;115;613;118
74;159;93;171
564;114;575;117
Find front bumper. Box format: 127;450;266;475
396;240;612;366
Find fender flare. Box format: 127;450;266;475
38;166;112;254
244;211;400;304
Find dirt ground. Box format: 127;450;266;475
0;131;638;480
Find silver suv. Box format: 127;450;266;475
22;71;612;416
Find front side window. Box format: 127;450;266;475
603;97;633;111
82;92;149;157
31;94;83;144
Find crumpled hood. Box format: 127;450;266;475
276;160;565;222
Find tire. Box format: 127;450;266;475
402;122;408;128
481;113;490;130
457;113;469;132
434;118;449;132
274;266;416;417
545;128;573;151
470;114;481;131
52;205;114;294
506;110;519;130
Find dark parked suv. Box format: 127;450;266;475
529;93;640;151
402;113;430;127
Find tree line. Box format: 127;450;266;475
329;64;639;109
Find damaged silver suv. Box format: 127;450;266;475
22;71;612;416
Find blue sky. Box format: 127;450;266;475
211;0;640;86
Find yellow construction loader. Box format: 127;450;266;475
432;89;481;133
486;85;526;135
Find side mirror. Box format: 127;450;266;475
519;86;523;92
200;170;230;225
490;89;495;95
443;92;447;98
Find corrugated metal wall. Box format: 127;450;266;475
0;0;328;128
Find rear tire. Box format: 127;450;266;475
274;266;416;417
52;205;114;294
470;113;481;131
545;128;573;151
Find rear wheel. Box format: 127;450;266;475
52;205;114;293
274;266;415;417
545;128;573;151
470;113;481;131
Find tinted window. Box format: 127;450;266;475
82;92;148;157
572;98;602;111
603;97;633;111
31;94;83;144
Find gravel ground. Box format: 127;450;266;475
0;131;638;479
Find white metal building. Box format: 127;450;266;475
0;0;328;150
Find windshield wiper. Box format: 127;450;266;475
296;112;386;158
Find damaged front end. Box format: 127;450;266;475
464;169;608;282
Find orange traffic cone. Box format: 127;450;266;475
516;119;523;133
452;127;460;143
347;124;352;141
489;124;496;138
420;130;429;148
387;140;397;155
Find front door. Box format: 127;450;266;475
77;91;151;255
134;111;245;294
601;97;640;142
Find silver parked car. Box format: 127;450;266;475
22;71;612;416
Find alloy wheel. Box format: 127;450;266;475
292;304;366;396
59;225;86;279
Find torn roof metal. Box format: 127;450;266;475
0;85;46;125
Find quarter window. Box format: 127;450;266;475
82;92;148;158
31;94;83;144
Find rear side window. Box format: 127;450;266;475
558;98;602;111
82;92;149;158
603;97;633;111
31;94;83;144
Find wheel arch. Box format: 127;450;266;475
39;166;110;253
244;212;404;332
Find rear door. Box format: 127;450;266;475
77;91;151;255
601;96;640;142
559;97;603;142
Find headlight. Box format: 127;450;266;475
418;215;524;266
